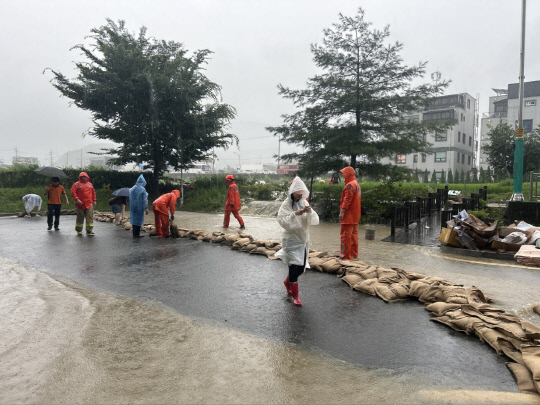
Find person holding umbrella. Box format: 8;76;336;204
44;177;69;230
71;172;97;236
129;175;149;238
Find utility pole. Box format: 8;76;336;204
511;0;526;201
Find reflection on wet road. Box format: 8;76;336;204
1;212;540;403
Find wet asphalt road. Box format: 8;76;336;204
0;215;518;392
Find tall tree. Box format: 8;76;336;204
267;8;450;179
483;123;540;177
47;19;236;196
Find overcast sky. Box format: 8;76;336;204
1;0;538;169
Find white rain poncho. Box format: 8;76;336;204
22;194;42;214
274;177;319;268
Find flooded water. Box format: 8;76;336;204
178;210;540;323
2;210;540;404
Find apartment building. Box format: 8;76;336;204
479;80;540;170
381;93;477;181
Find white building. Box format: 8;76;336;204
479;80;540;170
381;93;477;181
12;156;39;166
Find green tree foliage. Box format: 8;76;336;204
479;166;485;183
454;169;460;184
423;169;429;183
47;19;236;197
440;169;446;184
472;168;479;183
266;8;450;180
447;169;454;183
483;123;540;177
430;171;437;183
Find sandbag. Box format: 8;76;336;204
320;259;341;274
354;279;386;296
341;274;364;289
169;220;180;237
522;345;540;394
308;257;325;271
474;325;508;354
358;266;379;280
375;283;410;302
223;233;241;245
499;340;524;365
418;283;446;303
340;264;371;277
376;267;401;284
241;243;258;252
309;251;328;258
232;238;252;250
425;302;462;317
506;362;538;394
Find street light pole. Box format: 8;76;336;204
511;0;527;201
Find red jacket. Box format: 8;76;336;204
339;166;361;224
225;181;241;211
153;190;180;215
71;172;96;210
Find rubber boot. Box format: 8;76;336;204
283;275;292;295
290;282;302;306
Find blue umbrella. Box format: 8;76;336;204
112;187;130;197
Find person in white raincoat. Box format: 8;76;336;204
275;177;319;306
21;194;43;217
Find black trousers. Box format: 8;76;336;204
47;204;61;227
288;251;307;283
132;225;141;237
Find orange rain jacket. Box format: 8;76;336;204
339;166;361;224
71;172;96;210
225;181;241;211
153;190;180;215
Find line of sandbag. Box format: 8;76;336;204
94;218;540;395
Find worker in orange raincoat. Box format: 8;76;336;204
152;190;180;238
339;166;361;260
71;171;97;236
223;175;245;229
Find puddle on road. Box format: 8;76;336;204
2;257;537;405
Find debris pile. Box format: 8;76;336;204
439;211;540;262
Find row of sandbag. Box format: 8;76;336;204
335;260;540;395
93;214;540;395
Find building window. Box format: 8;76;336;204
524;119;533;134
457;152;460;162
467;99;471;109
423;110;455;122
421;153;426;163
458;132;461;142
413;155;418;163
435;131;447;141
469;136;472;146
396;154;406;164
463;133;466;144
525;100;536;107
468;155;471;165
435;152;447;162
461;154;465;164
